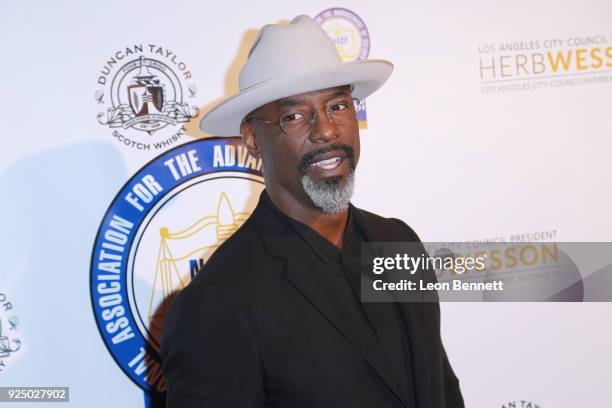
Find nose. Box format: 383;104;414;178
308;110;340;144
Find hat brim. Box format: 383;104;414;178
199;59;393;136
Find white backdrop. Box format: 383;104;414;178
1;0;611;407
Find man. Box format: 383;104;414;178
161;15;464;407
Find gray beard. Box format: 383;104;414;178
300;169;355;214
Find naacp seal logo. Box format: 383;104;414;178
0;292;21;372
314;8;370;62
90;138;263;397
315;8;370;128
95;44;200;151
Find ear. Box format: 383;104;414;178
240;121;262;159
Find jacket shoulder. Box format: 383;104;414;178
353;206;422;242
179;212;283;301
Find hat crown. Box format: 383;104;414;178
239;15;341;91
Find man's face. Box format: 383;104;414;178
241;85;360;213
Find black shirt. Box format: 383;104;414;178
261;192;417;407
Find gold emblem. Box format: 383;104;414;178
148;192;250;325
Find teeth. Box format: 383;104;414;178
311;157;342;169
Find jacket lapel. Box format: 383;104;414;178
351;207;437;408
252;199;409;407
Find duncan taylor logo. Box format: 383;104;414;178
95;44;200;151
502;400;542;408
0;292;21;372
90;138;263;397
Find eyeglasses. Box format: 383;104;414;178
244;96;361;137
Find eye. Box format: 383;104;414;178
330;102;349;111
281;112;306;123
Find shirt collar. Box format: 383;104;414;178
260;190;361;266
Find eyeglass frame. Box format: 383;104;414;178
242;87;362;137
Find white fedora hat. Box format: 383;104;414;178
199;15;393;136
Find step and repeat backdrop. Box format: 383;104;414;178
1;0;611;407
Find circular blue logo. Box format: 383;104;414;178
314;7;371;61
90;138;264;397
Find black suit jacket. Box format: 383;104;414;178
161;193;464;407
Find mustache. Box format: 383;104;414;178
298;143;355;174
